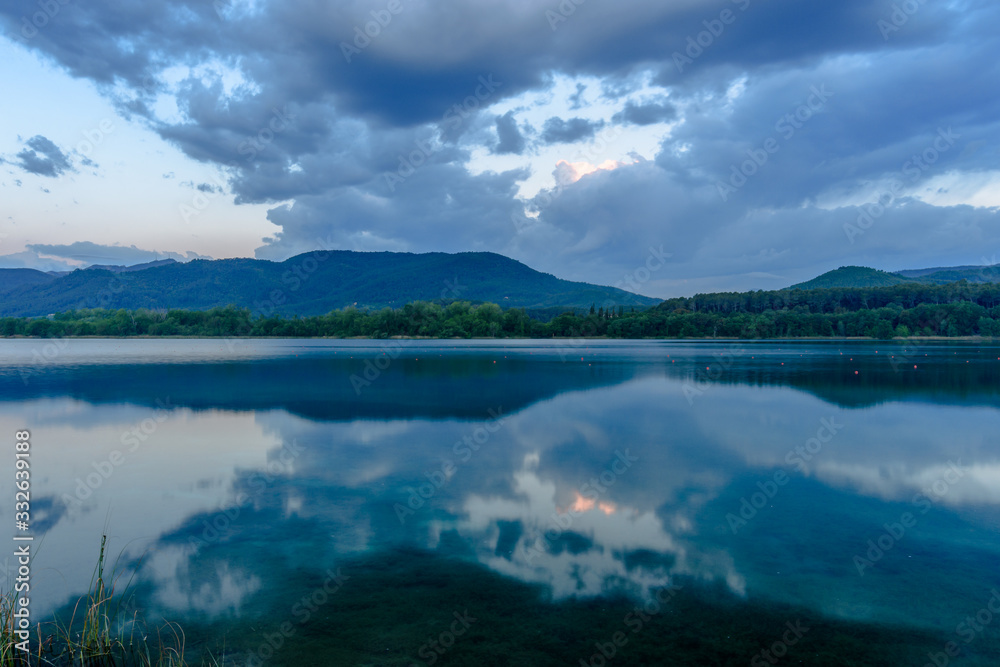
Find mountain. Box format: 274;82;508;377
85;258;179;273
0;268;57;295
0;251;659;317
898;264;1000;284
896;264;987;278
789;264;1000;290
789;266;913;289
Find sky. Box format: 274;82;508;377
1;0;998;297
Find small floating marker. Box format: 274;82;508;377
854;371;859;375
914;365;917;369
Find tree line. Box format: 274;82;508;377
3;281;1000;339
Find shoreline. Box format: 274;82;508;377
1;335;997;341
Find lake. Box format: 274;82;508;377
2;339;999;665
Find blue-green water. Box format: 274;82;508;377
2;339;999;665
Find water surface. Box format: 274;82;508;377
2;339;999;665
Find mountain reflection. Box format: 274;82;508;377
2;339;998;664
4;339;1000;418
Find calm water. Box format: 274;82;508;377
2;339;999;665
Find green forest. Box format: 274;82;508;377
3;281;1000;339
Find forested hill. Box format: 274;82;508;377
650;280;1000;338
790;266;911;289
658;280;1000;314
6;279;1000;339
789;264;1000;289
0;250;658;317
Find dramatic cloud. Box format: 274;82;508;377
1;0;997;293
12;135;72;177
612;100;675;126
0;250;78;272
540;117;605;144
494;111;526;155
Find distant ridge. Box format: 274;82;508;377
789;264;1000;290
896;264;987;278
85;258;179;273
0;250;659;317
899;264;1000;284
0;268;56;295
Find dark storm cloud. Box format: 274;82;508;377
494;111;526;155
540;117;604;145
1;0;997;293
13;135;72;177
612;100;675;126
256;161;530;260
1;0;909;168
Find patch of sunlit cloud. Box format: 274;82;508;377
555;158;628;185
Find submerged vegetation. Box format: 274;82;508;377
3;281;1000;340
3;543;984;666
